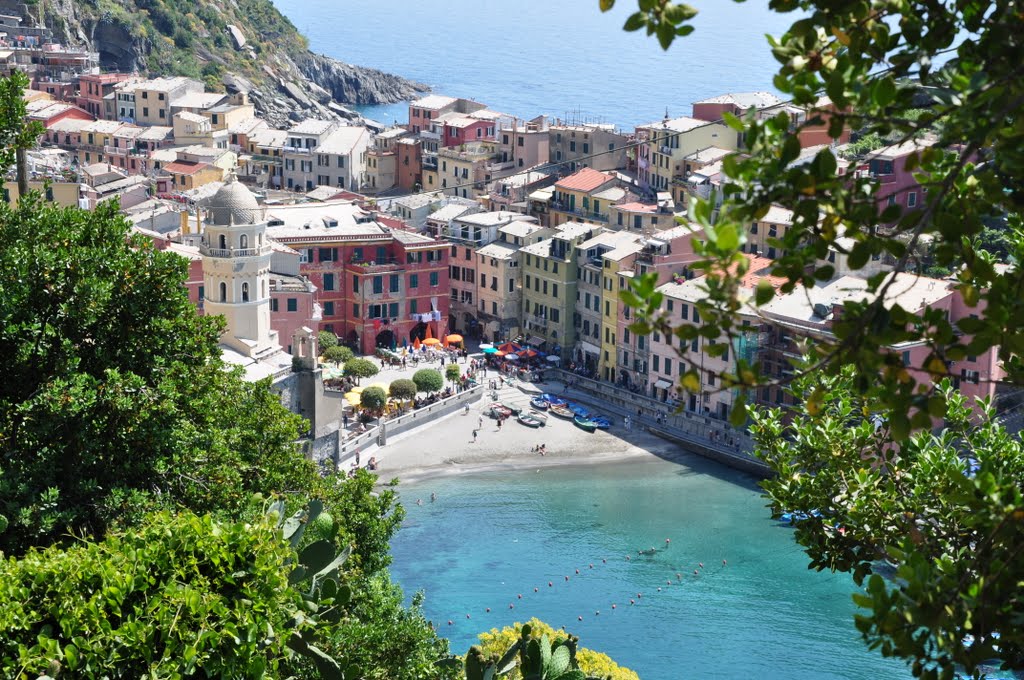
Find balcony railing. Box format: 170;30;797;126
549;202;609;223
419;130;441;140
199;244;272;258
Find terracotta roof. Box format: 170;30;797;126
614;201;657;213
164;160;212;176
554;167;615;193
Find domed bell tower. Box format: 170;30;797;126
201;172;280;358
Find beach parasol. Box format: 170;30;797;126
482;347;498;354
518;349;538;359
493;350;506;357
367;382;389;392
413;337;421;350
344;391;361;407
351;385;365;394
479;343;494;350
505;353;520;361
446;334;463;344
497;342;521;354
546;355;561;363
423;337;441;346
425;324;434;340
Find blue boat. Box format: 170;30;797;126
530;396;549;410
541;393;565;406
590;415;613;429
567;402;591;418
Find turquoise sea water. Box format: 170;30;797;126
390;457;910;680
272;0;795;128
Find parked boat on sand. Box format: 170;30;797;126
573;415;598;433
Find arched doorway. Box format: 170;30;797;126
375;329;395;349
409;322;428;343
346;330;360;351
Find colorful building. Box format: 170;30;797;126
549;167;619;226
520;222;601;357
264;200;450;354
636;115;736;193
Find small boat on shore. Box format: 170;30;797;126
567;402;591;418
518;412;545;428
501;402;523;415
530;396;549;410
590;415;613;430
489;403;512;418
528;409;548;424
573;415;598;433
541;393;566;406
779;509;822;524
550;404;574;419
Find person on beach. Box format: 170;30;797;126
472;429;479;443
416;498;422;506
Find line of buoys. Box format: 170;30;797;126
442;541;733;627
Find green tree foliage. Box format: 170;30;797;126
0;507;352;678
319;574;454;680
324;344;354;366
413;368;444;393
360;386;388;415
344;357;380;381
0;71;42;184
752;368;1024;678
389;378;418;401
446;363;462;383
607;0;1024;673
0;197;312;554
318;469;403;576
320;330;340;351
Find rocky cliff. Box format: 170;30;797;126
9;0;426;127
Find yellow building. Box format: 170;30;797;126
519;222;602;358
637;116;736;193
598;243;644;382
549;167;620;226
158;160;224;193
131;76;204;126
437;141;498;199
2;180;80;207
75;120;126;166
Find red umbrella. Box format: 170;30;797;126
518;349;538;359
497;342;521;354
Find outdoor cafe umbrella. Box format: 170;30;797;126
351;385;365;393
518;349;538;360
546;355;561;363
505;353;520;361
423;337;441;346
479;343;494;350
446;334;463;344
413;337;421;350
482;347;498;354
344;391;361;407
493;350;506;357
497;342;521;354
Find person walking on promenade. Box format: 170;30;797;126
472;428;479;443
624;415;631;431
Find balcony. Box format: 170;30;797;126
486;159;515;173
419;130;441;140
660;145;672;155
549;202;609;223
284;146;314;155
346;256;404;273
199;244;272;258
104;144;143;157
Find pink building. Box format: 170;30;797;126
861;138;937;217
442;116;495;147
76;72;133;119
407;95;485;134
264;201;451;355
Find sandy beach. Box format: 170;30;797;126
371;379;689;484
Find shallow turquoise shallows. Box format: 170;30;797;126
389;457;910;680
